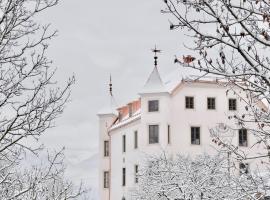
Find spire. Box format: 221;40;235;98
97;74;118;116
139;46;168;95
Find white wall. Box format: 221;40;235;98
98;114;116;200
99;82;267;200
110;120;141;200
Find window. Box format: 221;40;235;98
239;163;249;174
122;168;126;186
191;127;200;145
118;112;122;121
148;100;159;112
122;135;126;153
128;104;133;117
104;171;109;188
135;165;139;183
168;125;171;144
185;96;194;109
149;125;159;144
104;140;109;157
207;97;216;110
229;98;237;110
239;129;248;147
134;131;138;149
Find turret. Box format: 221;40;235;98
98;75;117;200
139;47;171;150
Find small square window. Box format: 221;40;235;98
185;97;194;109
191;127;200;145
239;129;248;147
149;125;159;144
207;97;216;110
229;98;237;111
239;163;249;174
148;100;159;112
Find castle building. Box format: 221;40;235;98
98;53;267;200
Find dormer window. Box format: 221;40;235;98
128;103;133;117
118;112;122;121
148;100;159;112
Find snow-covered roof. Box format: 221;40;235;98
97;95;118;116
139;66;168;94
109;109;141;131
163;67;183;93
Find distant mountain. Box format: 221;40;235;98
66;152;99;200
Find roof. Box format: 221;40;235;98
106;67;226;129
163;67;183;93
139;66;168;94
97;95;118;116
109;109;141;132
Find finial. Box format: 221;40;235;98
109;74;113;96
151;45;162;67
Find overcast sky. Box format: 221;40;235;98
37;0;191;195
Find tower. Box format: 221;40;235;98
139;46;171;150
98;75;117;200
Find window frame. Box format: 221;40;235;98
148;124;159;144
148;100;159;112
185;96;194;109
239;128;248;147
122;135;126;153
134;165;139;184
118;112;122;121
191;126;200;145
134;130;138;149
228;98;237;111
128;103;133;117
168;124;171;145
103;171;109;189
207;97;216;110
104;140;109;157
239;163;249;174
122;167;126;186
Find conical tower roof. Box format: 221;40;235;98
140;46;168;95
97;94;117;116
139;66;168;94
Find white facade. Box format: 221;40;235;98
98;66;267;200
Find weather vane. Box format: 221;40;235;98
151;45;162;67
